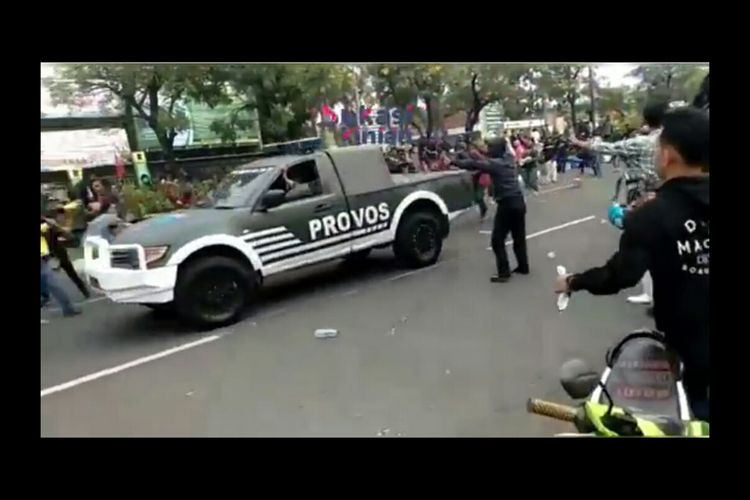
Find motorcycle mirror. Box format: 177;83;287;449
559;359;600;400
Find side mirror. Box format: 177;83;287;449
259;189;286;211
559;359;600;400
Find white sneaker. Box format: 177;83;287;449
627;293;652;305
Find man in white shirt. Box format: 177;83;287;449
570;99;668;309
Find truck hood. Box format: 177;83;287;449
113;209;236;247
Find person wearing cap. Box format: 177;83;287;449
452;138;529;282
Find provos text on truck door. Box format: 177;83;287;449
309;202;390;240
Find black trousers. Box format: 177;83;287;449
491;197;529;277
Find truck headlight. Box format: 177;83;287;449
144;246;169;267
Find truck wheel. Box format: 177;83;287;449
394;211;443;268
174;255;254;327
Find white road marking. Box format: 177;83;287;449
340;288;359;297
40;334;222;398
484;215;596;249
388;262;443;282
41;319;49;324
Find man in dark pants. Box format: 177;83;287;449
452;138;529;282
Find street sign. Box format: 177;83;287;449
132;151;152;187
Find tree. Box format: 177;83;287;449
533;65;587;127
443;65;532;131
46;64;223;173
369;64;454;138
629;64;709;103
211;64;357;144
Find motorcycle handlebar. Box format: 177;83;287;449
527;398;578;423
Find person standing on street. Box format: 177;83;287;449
42;209;91;300
452;138;529;282
41;220;81;317
556;107;709;420
570;98;668;309
518;137;540;194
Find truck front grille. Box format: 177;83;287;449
110;249;140;270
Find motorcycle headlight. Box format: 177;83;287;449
144;246;169;267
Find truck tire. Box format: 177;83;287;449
174;255;255;328
394;210;443;268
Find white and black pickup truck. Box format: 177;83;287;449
84;146;474;326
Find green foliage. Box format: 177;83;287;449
209;65;357;144
368;64;454;136
442;65;533;130
45;64;226;169
119;183;176;219
628;64;709;103
533;65;588;123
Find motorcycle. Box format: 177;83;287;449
541;268;710;437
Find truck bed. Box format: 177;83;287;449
391;170;465;185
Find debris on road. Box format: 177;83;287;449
601;219;607;224
388;327;396;336
377;428;391;437
547;251;556;259
185;391;194;397
400;316;408;323
445;369;451;375
314;328;338;339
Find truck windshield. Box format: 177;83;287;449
210;167;275;209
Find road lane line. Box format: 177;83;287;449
483;215;596;248
40;334;222;398
388;262;443;282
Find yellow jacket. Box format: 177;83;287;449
41;223;50;257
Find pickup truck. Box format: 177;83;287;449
84;146;474;327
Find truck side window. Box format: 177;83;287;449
281;160;324;203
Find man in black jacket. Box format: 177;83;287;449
453;138;529;282
555;107;709;420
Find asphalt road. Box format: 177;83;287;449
41;169;654;437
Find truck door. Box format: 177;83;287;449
252;156;349;275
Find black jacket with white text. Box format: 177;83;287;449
570;176;709;374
